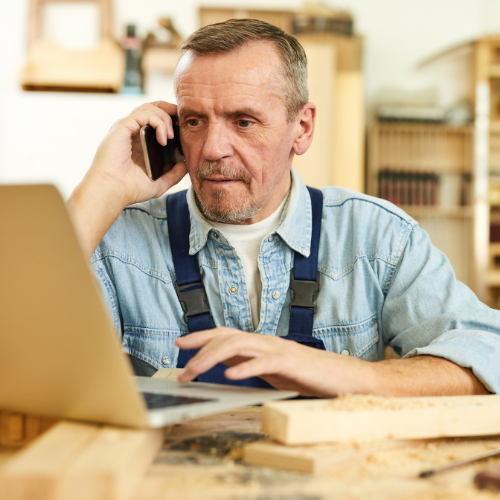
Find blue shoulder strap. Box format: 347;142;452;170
167;190;213;367
284;186;324;348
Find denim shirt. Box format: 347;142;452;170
91;168;500;393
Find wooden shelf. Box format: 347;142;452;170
486;269;500;287
375;122;473;134
401;206;473;218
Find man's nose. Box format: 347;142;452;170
201;122;233;161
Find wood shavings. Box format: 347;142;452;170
323;394;485;411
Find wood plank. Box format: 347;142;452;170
0;413;24;447
262;395;500;445
292;41;336;189
0;411;58;448
243;439;412;474
0;421;164;500
0;421;100;499
152;368;183;381
330;71;364;192
62;427;163;500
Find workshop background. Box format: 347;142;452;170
2;0;500;305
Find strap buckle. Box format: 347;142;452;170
289;273;319;312
175;281;211;323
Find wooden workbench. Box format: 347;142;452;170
3;406;500;500
2;366;500;500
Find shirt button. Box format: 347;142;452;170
229;286;238;294
268;235;274;242
341;350;350;356
213;231;219;238
272;290;280;299
162;356;171;365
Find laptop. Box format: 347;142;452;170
0;184;297;428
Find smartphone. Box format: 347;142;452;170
140;116;184;181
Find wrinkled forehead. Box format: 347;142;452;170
174;41;285;104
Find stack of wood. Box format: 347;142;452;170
242;394;500;488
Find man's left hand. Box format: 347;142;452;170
175;328;376;397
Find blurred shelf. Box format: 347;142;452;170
374;122;473;134
486;269;500;287
490;121;500;134
400;205;473;218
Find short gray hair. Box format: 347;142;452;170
177;19;309;122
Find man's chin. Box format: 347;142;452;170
196;192;263;224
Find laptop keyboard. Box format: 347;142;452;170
141;392;216;410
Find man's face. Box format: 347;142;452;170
175;41;300;224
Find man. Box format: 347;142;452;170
68;19;498;397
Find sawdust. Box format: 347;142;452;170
323;394;485;411
324;438;500;480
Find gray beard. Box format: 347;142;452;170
196;189;265;223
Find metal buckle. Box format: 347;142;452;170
175;281;211;323
289;273;319;312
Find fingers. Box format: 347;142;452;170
140;101;178;140
175;328;233;349
225;355;282;380
177;331;281;383
121;111;169;145
127;102;177;144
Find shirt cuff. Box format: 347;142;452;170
403;330;500;393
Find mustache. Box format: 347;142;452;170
196;162;251;185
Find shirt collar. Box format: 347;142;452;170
186;167;313;258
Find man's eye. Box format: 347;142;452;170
187;119;200;126
238;120;252;128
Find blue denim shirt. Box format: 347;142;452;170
91;168;500;393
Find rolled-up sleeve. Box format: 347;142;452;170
382;225;500;393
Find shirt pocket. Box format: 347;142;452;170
313;314;379;361
122;327;183;371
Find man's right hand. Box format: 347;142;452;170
67;101;188;261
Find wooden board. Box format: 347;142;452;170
292;41;336;189
293;36;364;191
0;412;57;448
0;421;163;500
153;367;183;381
0;422;101;499
330;71;364;192
20;38;124;92
262;394;500;445
0;368;178;499
296;33;363;72
243;439;413;474
199;7;295;33
62;426;163;500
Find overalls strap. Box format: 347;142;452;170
167;191;213;369
283;186;326;351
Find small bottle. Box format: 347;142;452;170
121;24;143;94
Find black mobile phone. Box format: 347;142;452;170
140;116;184;181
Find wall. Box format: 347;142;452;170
0;0;499;197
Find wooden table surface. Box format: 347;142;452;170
3;398;500;499
75;406;500;500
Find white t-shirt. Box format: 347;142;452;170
211;197;287;330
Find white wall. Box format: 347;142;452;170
1;0;499;197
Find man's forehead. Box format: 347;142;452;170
175;41;282;100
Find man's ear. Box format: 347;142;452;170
292;103;316;156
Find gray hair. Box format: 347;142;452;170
176;18;309;122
